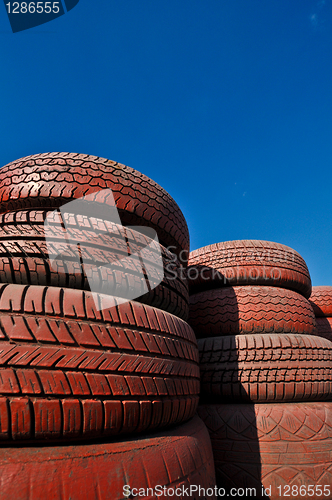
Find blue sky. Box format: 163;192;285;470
1;0;331;286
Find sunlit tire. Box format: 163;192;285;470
0;284;199;443
0;152;189;262
0;210;188;320
0;415;217;500
187;240;311;298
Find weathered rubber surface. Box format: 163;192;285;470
198;403;332;500
187;240;311;298
198;334;332;402
0;415;217;500
189;286;316;338
0;284;199;443
315;317;332;342
0;210;189;320
0;152;189;260
309;286;332;317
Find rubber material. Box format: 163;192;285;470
198;403;332;500
0;284;199;442
0;210;189;320
189;286;316;338
187;240;311;298
0;415;217;500
0;152;189;260
315;317;332;342
198;334;332;402
309;286;332;317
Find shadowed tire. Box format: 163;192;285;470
315;317;332;342
198;333;332;402
189;286;316;338
309;286;332;317
198;402;332;500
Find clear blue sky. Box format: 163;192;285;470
1;1;331;286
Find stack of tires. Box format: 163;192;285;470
310;286;332;342
0;153;216;500
187;240;332;500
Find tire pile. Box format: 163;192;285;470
187;241;332;500
0;153;216;500
310;286;332;342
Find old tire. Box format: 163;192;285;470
198;402;332;500
0;284;199;443
315;317;332;342
0;210;188;320
189;286;316;338
309;286;332;317
0;152;189;261
187;240;311;298
0;415;217;500
198;333;332;402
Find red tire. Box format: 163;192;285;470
187;240;311;298
0;152;189;261
198;334;332;402
198;402;332;500
315;317;332;342
309;286;332;317
189;286;316;338
0;210;189;320
0;415;217;500
0;284;199;443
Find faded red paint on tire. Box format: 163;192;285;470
315;317;332;341
0;210;189;320
309;286;332;317
198;333;332;402
0;284;199;442
198;402;332;500
187;240;311;298
189;286;316;338
0;415;216;500
0;152;189;261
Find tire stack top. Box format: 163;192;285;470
188;239;316;343
0;153;217;499
187;239;312;297
0;152;190;316
0;152;190;260
188;239;332;499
